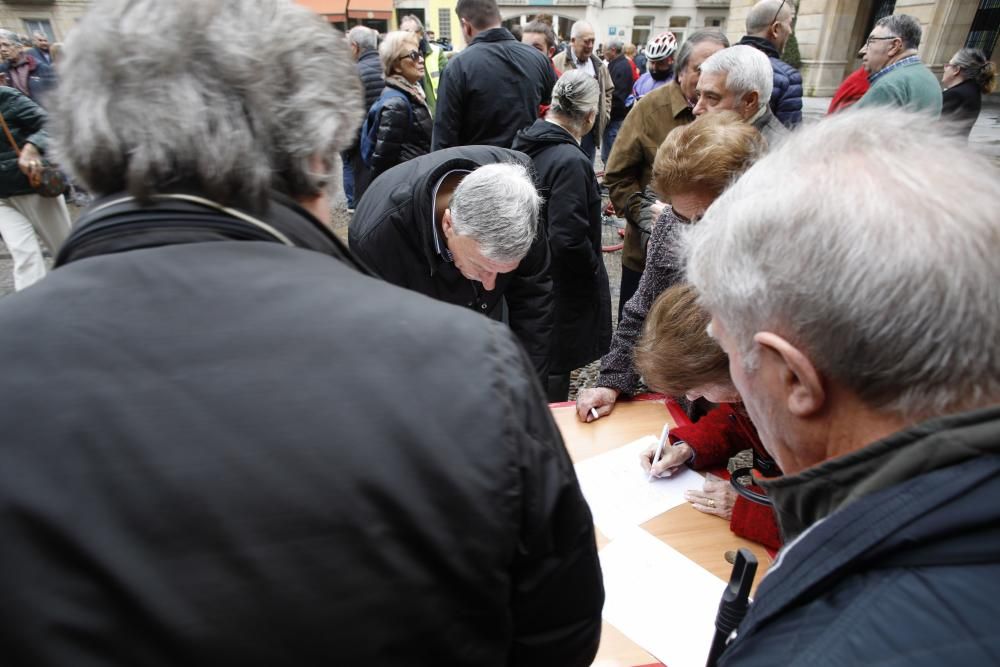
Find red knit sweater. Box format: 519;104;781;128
669;404;783;550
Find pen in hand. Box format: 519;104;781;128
648;423;670;481
589;407;599;422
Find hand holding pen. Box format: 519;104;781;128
639;426;695;479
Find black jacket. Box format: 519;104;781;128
357;48;385;112
369;81;433;182
0;86;49;198
720;406;1000;666
349;145;554;380
512;120;611;374
606;55;633;122
738;36;803;128
942;78;981;138
0;193;603;666
432;28;556;150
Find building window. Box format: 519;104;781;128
669;16;690;28
22;19;55;41
632;16;653;49
706;17;725;28
967;0;1000;58
438;8;452;43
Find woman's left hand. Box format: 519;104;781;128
684;476;736;519
18;143;43;179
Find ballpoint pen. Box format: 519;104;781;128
648;423;670;481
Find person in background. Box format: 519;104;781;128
362;31;432;193
635;285;782;550
521;20;562;117
602;39;633;164
577;112;763;421
737;0;802;127
0;1;605;664
623;43;640;81
343;25;384;208
827;65;869;113
0;30;56;107
399;14;447;114
27;32;52;66
684;109;999;667
627;31;677;107
513;70;612;401
941;48;996;138
552;20;613;163
855;14;941;115
0;86;72;290
634;45;647;72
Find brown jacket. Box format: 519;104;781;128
552;50;613;147
603;81;694;272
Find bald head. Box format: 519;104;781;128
746;0;794;52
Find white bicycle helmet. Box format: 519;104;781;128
646;32;677;61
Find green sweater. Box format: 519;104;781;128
855;60;943;117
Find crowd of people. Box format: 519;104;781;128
0;0;997;664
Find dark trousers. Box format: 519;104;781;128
580;131;597;166
618;264;642;322
546;373;571;403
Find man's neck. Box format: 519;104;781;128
884;48;919;70
468;24;500;41
574;51;590;64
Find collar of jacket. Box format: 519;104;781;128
762;404;1000;541
470;27;515;45
55;191;369;275
512;118;578;151
738;34;780;60
358;48;379;62
663;80;695;117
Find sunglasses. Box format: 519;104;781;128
402;50;423;63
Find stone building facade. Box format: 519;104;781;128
0;0;90;43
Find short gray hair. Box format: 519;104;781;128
876;14;922;50
570;21;594;39
548;69;599;133
348;25;378;51
50;0;363;212
746;0;792;34
676;28;729;74
699;45;773;110
450;163;540;263
399;14;425;35
684;110;1000;419
606;39;624;54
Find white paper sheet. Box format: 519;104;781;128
574;435;705;539
600;526;726;667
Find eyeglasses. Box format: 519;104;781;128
865;35;898;48
770;0;788;26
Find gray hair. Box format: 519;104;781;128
379;31;418;75
399;14;425;35
950;47;997;94
348;25;378;52
606;39;624;54
676;28;729;74
746;0;792;34
699;45;773;110
548;69;599;134
684;109;1000;419
450;163;539;263
50;0;363;212
570;21;594;39
875;14;922;50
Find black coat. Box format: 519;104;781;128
607;55;633;122
349;145;554;380
720;407;1000;667
369;81;433;182
346;48;385;199
512;119;611;373
0;194;604;666
432;28;557;151
942;78;981;138
0;86;49;198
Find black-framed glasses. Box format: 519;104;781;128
770;0;788;26
402;50;423;62
865;35;898;48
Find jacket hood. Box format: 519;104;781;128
738;35;780;60
511;119;579;157
764;404;1000;540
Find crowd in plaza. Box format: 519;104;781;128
0;0;998;664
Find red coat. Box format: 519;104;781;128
828;66;870;114
670;404;783;550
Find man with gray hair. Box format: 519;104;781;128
552;20;614;163
684;109;1000;664
350;145;554;379
602;39;633;164
855;14;942;115
737;0;802;127
693;44;787;145
342;25;384;208
0;1;603;663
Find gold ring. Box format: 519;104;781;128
707;499;716;508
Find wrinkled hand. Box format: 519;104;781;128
685;477;736;519
639;441;693;478
17;143;42;179
649;200;666;225
576;387;619;422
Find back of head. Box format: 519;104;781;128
348;25;378;52
699;44;773;109
450;163;539;263
523;21;556;51
652;110;765;199
745;0;791;34
455;0;501;31
876;14;922;50
951;47;998;94
606;39;624;55
684;110;1000;420
549;69;599;131
634;284;729;396
51;0;363;212
675;28;729;73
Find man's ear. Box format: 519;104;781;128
743;90;760;116
754;331;826;418
441;208;454;237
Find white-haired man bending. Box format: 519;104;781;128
685;110;1000;664
693;44;787;144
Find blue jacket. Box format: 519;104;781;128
738;36;802;128
720;406;1000;666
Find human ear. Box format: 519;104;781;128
442;209;454;237
753;331;826;418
